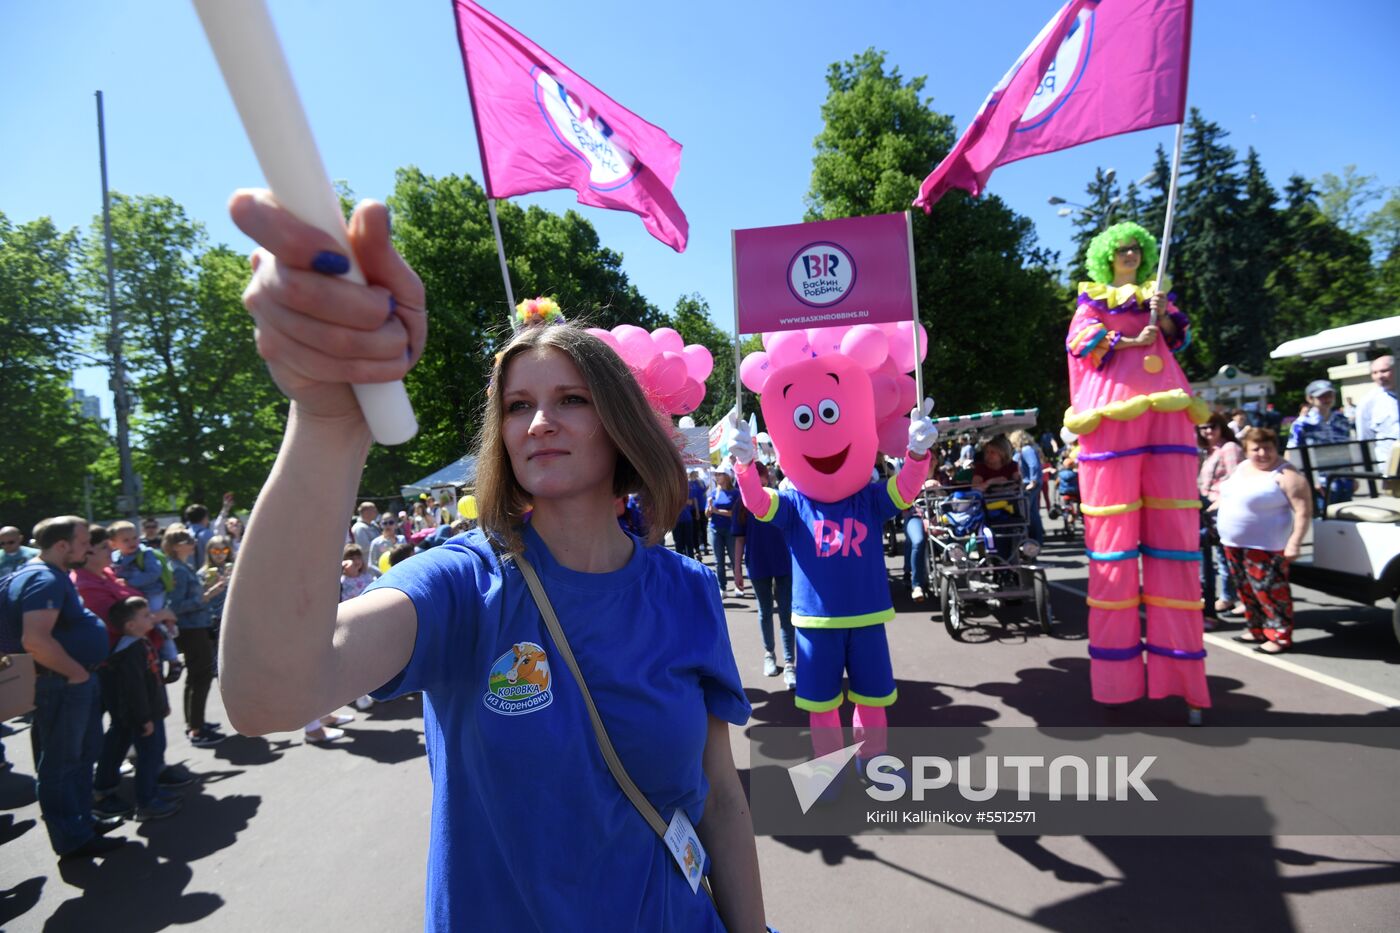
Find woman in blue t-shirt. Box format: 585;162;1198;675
219;194;768;933
706;472;742;594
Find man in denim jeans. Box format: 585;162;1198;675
16;516;123;859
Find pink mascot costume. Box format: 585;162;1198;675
1065;222;1211;718
729;326;937;775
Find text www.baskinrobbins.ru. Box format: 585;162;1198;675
776;309;870;326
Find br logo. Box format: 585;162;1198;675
484;641;554;716
812;517;868;558
1019;8;1094;131
532;66;638;190
788;241;856;308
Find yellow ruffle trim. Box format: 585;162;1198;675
1078;278;1168;309
1142;595;1205;610
1064;389;1211;436
1143;497;1202;511
1086;596;1140;610
1086;595;1205;611
1080;500;1143;517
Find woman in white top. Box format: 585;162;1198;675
1211;427;1311;654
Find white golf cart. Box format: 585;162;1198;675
1269;317;1400;643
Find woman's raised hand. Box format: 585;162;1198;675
231;190;427;424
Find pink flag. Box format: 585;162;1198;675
452;0;689;251
914;0;1192;210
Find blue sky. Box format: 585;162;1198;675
3;0;1397;414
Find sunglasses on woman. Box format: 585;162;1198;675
209;547;232;555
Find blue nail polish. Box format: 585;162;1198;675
312;251;350;275
387;294;397;322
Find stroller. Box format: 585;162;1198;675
920;409;1054;639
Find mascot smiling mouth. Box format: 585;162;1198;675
804;446;850;475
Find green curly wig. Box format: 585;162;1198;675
1085;221;1159;286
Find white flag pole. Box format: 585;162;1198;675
904;211;924;406
731;229;744;423
1153;120;1186;289
487;198;518;327
193;0;417;445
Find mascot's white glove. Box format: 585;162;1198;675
727;411;756;466
907;398;938;458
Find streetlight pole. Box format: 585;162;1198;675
96;90;140;522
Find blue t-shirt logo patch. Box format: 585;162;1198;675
483;641;554;716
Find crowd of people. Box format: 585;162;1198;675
0;487;486;861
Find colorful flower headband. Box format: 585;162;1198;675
514;296;564;329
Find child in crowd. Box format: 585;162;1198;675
340;544;375;601
387;542;416;567
109;520;181;681
95;597;181;821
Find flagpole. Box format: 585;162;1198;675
904;211;924;406
1153;120;1185;288
731;228;743;424
487;197;517;324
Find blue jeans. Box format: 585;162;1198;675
96;718;167;808
903;515;929;590
1201;543;1236;604
1024;488;1045;545
752;575;794;662
33;674;103;855
709;526;735;590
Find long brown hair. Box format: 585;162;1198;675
474;323;685;553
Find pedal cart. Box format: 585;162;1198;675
920;409;1054;638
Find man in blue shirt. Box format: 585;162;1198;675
1356;355;1397;468
16;516;121;859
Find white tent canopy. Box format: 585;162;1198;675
400;454;476;500
1270;316;1400;360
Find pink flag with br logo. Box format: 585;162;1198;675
914;0;1192;210
452;0;689;252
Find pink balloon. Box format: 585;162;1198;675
651;327;685;354
807;325;850;357
645;351;688;397
760;332;774;350
871;373;900;421
740;351;775;395
767;330;814;369
894;373;917;418
917;322;930;363
876;356;900;378
614;325;656;370
887;325;915;373
876;322;902;337
669;378;705;415
586;328;621;354
682;344;713;383
876;413;909;458
840;325;889;371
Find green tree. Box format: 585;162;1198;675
1316;165;1383;235
1263;175;1379;402
805;49;1068;420
85;194;284;509
0;212;106;529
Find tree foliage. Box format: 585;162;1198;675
0;212;105;530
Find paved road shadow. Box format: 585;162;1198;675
36;788;258;931
211;734;296;767
304;727;425;765
0;876;46;929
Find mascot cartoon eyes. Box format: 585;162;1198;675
792;399;841;431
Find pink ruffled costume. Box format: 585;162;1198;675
1064;282;1211;708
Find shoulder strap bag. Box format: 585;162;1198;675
512;552;716;903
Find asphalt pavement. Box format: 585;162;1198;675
2;526;1398;932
